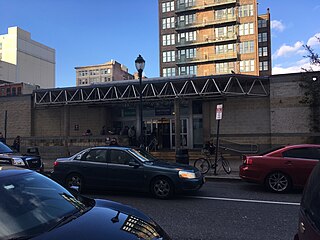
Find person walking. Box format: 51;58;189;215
12;135;21;152
128;126;136;146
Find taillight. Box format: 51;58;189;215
53;161;59;167
243;156;253;165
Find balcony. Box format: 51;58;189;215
176;34;237;48
176;52;238;65
176;0;237;13
176;16;237;31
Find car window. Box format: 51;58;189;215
301;162;320;231
108;149;132;165
81;149;107;163
282;147;320;160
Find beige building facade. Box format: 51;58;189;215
158;0;271;77
0;27;56;88
75;60;134;86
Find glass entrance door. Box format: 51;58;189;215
171;119;188;149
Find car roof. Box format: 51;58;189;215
90;146;132;150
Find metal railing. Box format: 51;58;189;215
213;138;259;154
176;34;237;48
176;0;237;12
176;16;237;30
176;52;238;64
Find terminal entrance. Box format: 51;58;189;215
145;118;189;149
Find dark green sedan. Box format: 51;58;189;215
51;146;204;199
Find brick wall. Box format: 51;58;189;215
0;95;32;139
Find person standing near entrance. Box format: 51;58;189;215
128;126;136;146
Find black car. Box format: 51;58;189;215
0;165;171;240
52;146;204;199
294;161;320;240
0;141;43;172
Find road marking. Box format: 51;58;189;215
186;196;300;206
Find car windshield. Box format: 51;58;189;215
0;142;13;154
0;171;90;239
128;148;156;162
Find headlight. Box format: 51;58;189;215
179;170;196;179
12;157;25;166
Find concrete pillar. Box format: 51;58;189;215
63;105;70;155
174;98;181;149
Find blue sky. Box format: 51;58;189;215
0;0;319;87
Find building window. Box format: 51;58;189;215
216;62;235;74
6;88;11;95
215;25;236;39
258;32;268;42
239;23;254;36
215;7;235;20
163;51;175;62
162;34;175;46
178;31;197;43
259;47;268;57
239;4;254;17
162;17;175;29
216;43;236;54
162;1;174;12
0;88;5;96
163;67;176;77
12;88;16;96
178;0;196;8
179;65;197;75
178;48;197;59
239;41;254;54
258;19;267;28
240;60;255;72
17;87;21;95
178;14;196;27
259;61;269;71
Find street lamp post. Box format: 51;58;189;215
135;54;145;147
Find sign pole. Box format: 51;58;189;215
4;110;7;142
214;104;223;175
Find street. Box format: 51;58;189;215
86;180;302;240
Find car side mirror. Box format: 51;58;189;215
128;161;140;168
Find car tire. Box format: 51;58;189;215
65;173;84;193
151;177;174;199
265;172;291;193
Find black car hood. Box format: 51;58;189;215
33;199;169;240
148;160;196;171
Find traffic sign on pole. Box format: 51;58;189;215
216;104;223;120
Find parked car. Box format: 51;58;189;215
239;144;320;192
51;146;205;199
294;161;320;240
0;141;43;172
0;164;171;240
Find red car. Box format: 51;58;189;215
239;144;320;192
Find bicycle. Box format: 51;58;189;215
194;148;231;175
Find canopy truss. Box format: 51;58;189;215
34;74;269;107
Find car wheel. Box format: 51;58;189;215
66;174;84;193
151;177;174;199
266;172;291;193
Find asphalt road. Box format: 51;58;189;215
85;180;302;240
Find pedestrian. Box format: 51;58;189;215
128;126;136;146
12;135;21;152
109;137;119;146
0;132;5;144
100;126;106;135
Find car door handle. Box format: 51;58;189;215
285;161;292;165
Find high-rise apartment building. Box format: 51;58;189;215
75;60;134;86
0;27;55;88
158;0;271;77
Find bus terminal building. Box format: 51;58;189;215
0;71;319;159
